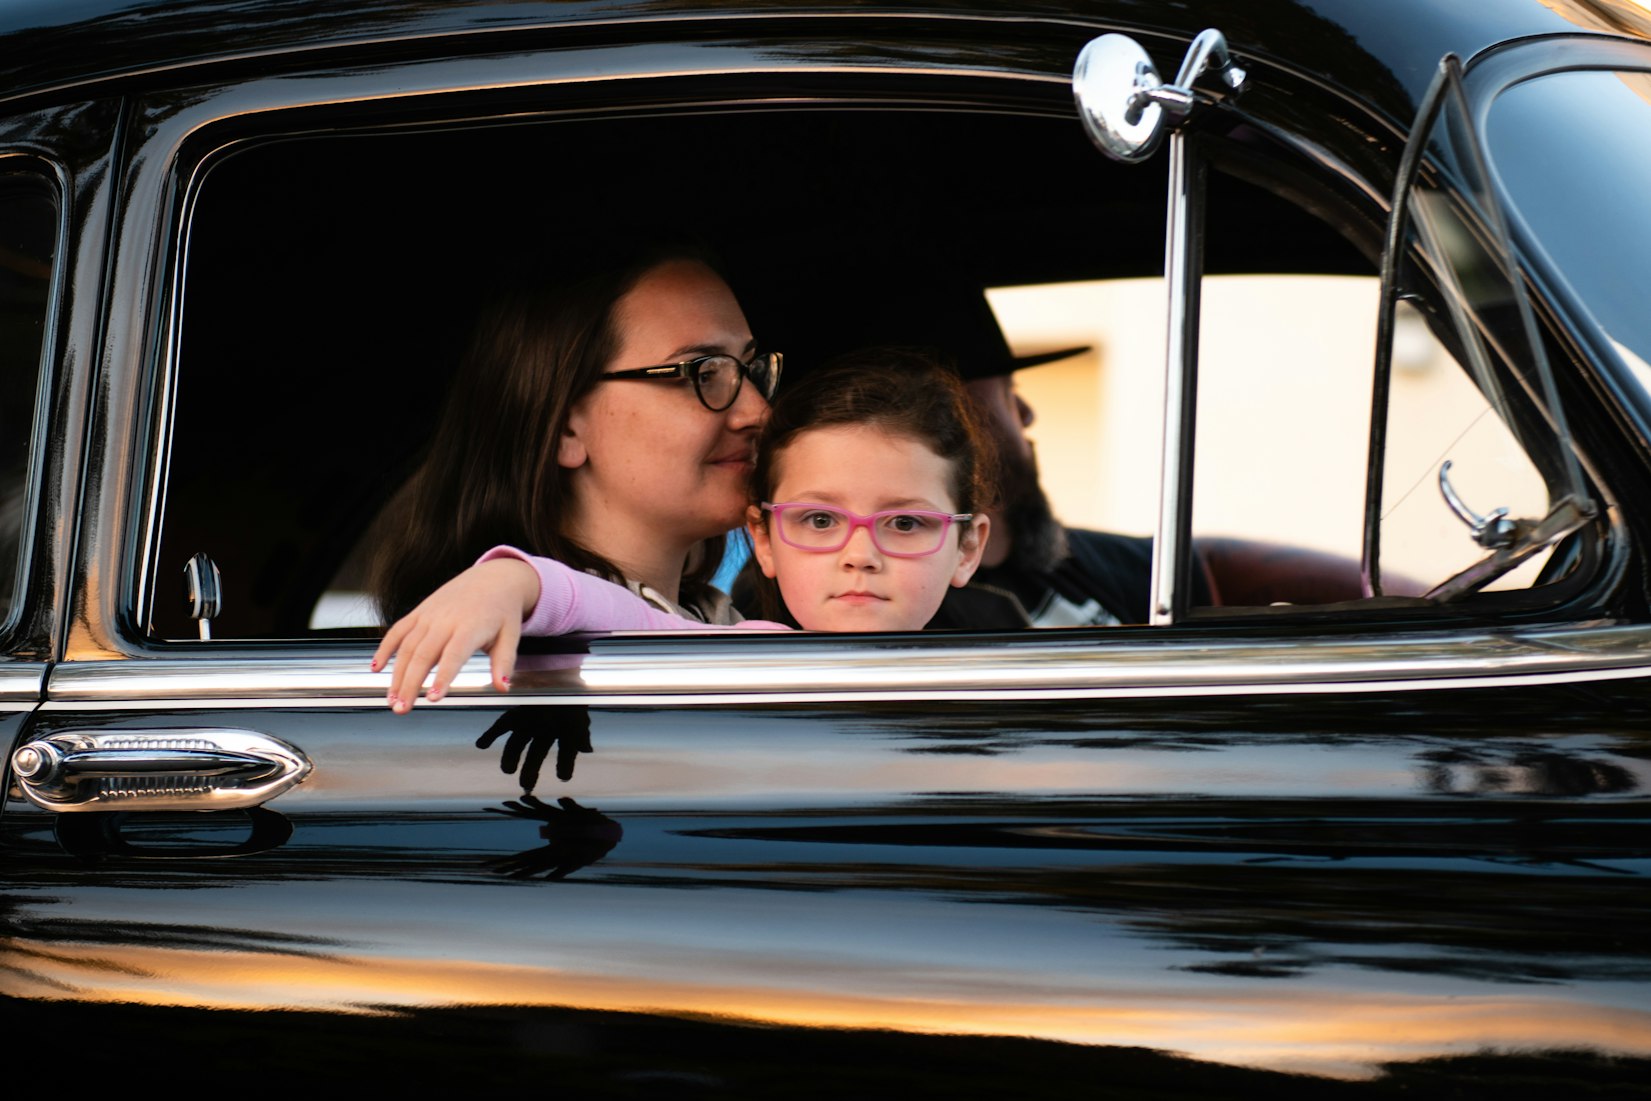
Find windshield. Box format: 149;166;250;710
1485;68;1651;393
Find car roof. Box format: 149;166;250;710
3;0;1646;114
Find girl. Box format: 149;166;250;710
375;350;996;710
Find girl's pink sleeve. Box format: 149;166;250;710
475;546;790;635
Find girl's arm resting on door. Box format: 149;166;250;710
477;545;790;634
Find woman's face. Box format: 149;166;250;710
748;424;989;631
560;259;767;559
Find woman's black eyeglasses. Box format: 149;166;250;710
601;351;783;412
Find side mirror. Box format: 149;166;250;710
1073;29;1246;163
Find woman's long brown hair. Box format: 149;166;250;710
373;239;728;624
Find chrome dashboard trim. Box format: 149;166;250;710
42;622;1651;704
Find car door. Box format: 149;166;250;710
7;14;1651;1086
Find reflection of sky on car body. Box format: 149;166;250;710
8;876;1650;1080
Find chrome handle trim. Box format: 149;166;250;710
10;729;312;812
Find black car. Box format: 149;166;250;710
3;0;1649;1091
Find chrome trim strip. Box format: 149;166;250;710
0;664;46;703
7;11;1112;105
33;661;1651;711
43;623;1651;704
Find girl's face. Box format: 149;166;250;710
559;259;768;556
748;424;989;631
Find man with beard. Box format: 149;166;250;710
951;355;1368;626
956;370;1211;627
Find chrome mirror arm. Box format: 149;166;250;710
1125;79;1187;127
1168;28;1247;101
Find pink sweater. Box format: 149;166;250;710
478;546;789;635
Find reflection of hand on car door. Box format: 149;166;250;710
488;795;623;879
476;705;593;791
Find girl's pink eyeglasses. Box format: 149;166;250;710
761;502;973;557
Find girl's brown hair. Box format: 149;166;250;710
743;347;998;622
754;346;997;514
373;238;727;623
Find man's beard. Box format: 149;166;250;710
996;443;1068;575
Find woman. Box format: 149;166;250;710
373;239;779;676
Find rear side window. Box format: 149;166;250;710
0;169;58;633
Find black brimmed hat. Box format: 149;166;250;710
750;268;1089;382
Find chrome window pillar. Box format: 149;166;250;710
1072;29;1242;625
1149;133;1206;625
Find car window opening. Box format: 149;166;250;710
156;104;1590;642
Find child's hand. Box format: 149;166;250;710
372;558;540;712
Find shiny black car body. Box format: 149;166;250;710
3;0;1651;1092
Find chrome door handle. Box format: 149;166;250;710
10;729;311;812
